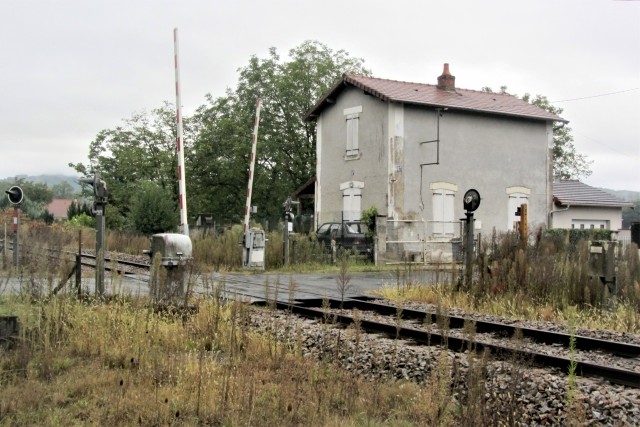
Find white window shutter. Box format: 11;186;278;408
342;186;362;221
346;115;359;154
444;193;454;235
432;189;455;236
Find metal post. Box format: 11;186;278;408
95;205;105;297
2;223;6;268
464;212;474;289
12;207;19;268
76;229;82;297
283;197;290;266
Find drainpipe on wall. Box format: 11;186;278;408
548;204;570;228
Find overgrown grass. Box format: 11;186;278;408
377;230;640;333
0;293;491;426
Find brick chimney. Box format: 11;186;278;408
437;63;455;91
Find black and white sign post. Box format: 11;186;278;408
5;186;23;268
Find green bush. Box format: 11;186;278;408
543;228;612;250
68;213;95;228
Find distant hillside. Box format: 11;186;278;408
1;174;81;191
601;189;640;202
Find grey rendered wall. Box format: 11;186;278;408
400;105;552;233
316;89;554;235
316;86;389;225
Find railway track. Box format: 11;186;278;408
254;297;640;389
35;249;640;388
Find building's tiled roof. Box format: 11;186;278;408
47;199;73;219
553;181;632;207
305;74;567;123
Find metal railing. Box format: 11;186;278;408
384;219;463;263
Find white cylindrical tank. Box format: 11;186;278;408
147;233;193;267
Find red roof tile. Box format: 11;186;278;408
305;74;566;123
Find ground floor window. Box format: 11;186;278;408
506;187;531;231
429;182;458;237
340;181;364;221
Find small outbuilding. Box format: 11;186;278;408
551;180;631;230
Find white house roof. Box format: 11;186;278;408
553;180;632;207
305;73;567;123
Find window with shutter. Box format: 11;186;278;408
340;181;364;221
432;189;455;236
343;106;362;159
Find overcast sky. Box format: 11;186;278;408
1;0;639;191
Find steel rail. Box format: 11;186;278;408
338;297;640;358
266;299;640;389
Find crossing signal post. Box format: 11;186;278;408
5;186;23;268
282;196;297;266
462;189;481;290
79;172;108;297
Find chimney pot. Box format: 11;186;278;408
437;63;455;91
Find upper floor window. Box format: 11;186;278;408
344;106;362;159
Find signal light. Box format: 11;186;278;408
463;189;481;212
79;173;108;200
5;186;23;205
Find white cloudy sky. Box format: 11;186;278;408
1;0;639;191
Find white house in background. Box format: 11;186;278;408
551;180;631;230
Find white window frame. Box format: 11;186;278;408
340;181;364;221
430;182;458;237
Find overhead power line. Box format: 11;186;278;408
551;88;640;103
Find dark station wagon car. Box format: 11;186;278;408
315;221;373;259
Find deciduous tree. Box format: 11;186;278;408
69;103;194;230
127;181;179;235
190;40;370;224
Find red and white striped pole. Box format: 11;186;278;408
243;98;262;234
174;28;189;236
12;208;18;234
12;207;19;267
